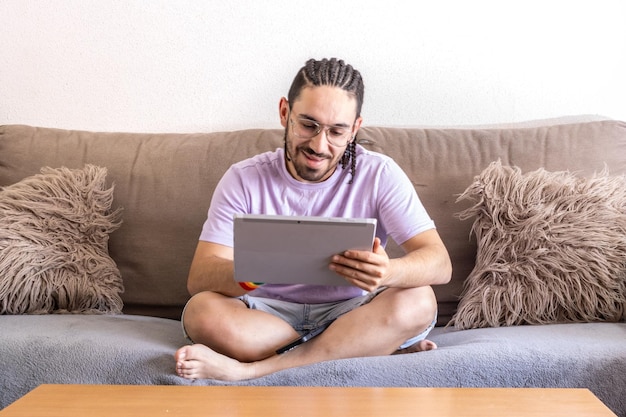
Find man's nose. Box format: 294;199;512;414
308;129;330;151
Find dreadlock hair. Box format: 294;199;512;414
287;58;364;183
340;140;357;184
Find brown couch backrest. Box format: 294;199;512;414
1;121;625;324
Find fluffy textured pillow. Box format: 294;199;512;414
450;160;626;329
0;165;123;314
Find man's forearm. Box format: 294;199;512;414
187;255;246;297
389;244;452;288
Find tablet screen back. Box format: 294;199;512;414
234;214;377;286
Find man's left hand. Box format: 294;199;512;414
329;237;391;292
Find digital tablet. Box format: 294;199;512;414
233;214;377;286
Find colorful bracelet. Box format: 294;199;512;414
238;281;264;291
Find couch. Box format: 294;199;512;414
1;118;625;415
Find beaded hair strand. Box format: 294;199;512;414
287;58;364;183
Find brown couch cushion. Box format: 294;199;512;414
359;120;626;324
1;121;625;323
0;125;284;318
0;165;123;314
450;161;626;329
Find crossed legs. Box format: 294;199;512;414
175;286;438;381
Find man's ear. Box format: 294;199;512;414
351;116;364;141
279;97;289;128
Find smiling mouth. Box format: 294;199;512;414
301;148;330;161
301;152;329;169
288;147;337;182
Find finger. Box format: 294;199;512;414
345;274;382;293
331;262;382;288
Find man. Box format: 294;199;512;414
175;58;452;381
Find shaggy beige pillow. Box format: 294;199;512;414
451;160;626;329
0;165;123;314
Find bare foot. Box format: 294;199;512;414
174;344;255;381
393;339;438;355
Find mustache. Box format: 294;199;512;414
299;146;331;159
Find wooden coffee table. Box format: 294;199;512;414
0;385;617;416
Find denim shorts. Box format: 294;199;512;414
237;288;437;350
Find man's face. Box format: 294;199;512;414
280;85;362;183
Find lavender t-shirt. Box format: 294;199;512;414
199;145;435;304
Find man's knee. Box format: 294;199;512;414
382;286;437;332
182;291;238;343
184;292;217;324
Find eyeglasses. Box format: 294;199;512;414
289;115;354;147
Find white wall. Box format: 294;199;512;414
1;0;624;133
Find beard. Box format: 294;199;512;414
283;129;344;183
